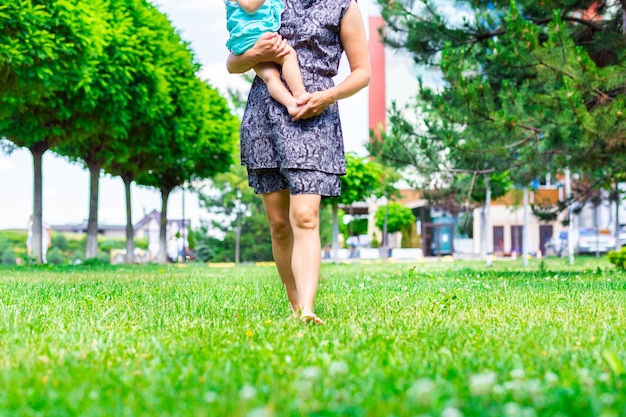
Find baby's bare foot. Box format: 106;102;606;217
287;93;312;118
287;102;304;117
294;92;311;106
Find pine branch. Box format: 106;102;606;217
536;61;614;103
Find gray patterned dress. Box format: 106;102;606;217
240;0;352;176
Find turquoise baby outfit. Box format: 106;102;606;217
225;0;284;55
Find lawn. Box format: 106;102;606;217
0;258;625;416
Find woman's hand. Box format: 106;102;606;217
291;90;335;120
226;33;290;74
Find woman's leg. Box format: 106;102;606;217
289;194;323;323
261;189;299;317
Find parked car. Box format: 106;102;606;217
575;229;616;255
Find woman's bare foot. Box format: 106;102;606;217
299;310;324;325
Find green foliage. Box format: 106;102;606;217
319;205;334;247
46;248;66;266
0;238;11;255
52;233;68;251
0;0;106;136
199;164;273;263
1;248;16;265
0;230;27;248
457;211;474;238
340;217;369;240
186;226;196;251
401;222;419;248
375;202;417;234
371;0;626;211
325;153;395;208
607;247;626;269
0;231;27;260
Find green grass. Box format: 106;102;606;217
0;258;625;416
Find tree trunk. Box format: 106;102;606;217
485;175;492;267
29;143;48;264
123;175;135;263
522;186;529;267
480;204;486;260
565;168;575;264
332;204;340;263
85;162;102;259
235;211;241;264
614;182;621;251
158;187;172;264
382;199;389;260
593;203;600;258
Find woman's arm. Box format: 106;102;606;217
293;0;370;120
226;32;290;74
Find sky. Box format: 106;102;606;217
0;0;426;230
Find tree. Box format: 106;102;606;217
0;0;106;263
100;0;198;263
200;164;259;264
136;77;238;263
323;153;394;261
371;0;626;221
374;202;416;247
54;0;188;259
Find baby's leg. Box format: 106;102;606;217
254;62;302;117
275;46;308;101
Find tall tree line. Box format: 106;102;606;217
0;0;238;263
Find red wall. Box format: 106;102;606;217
368;16;386;138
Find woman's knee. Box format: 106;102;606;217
290;205;319;231
268;216;292;241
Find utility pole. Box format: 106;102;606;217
485;174;493;267
565;169;574;265
522;186;529;267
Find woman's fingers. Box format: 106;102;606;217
292;91;334;120
273;38;289;57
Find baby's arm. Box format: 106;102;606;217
236;0;266;13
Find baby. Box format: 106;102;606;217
225;0;310;116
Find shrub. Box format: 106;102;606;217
0;238;10;254
1;248;16;265
46;248;66;265
82;252;111;266
607;247;626;269
52;234;69;251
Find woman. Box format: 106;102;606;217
227;0;370;324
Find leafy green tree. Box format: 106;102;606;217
200;164;259;264
371;0;626;218
323;153;392;261
53;0;183;259
136;77;238;263
99;0;200;263
374;202;416;247
196;187;274;263
0;0;106;263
